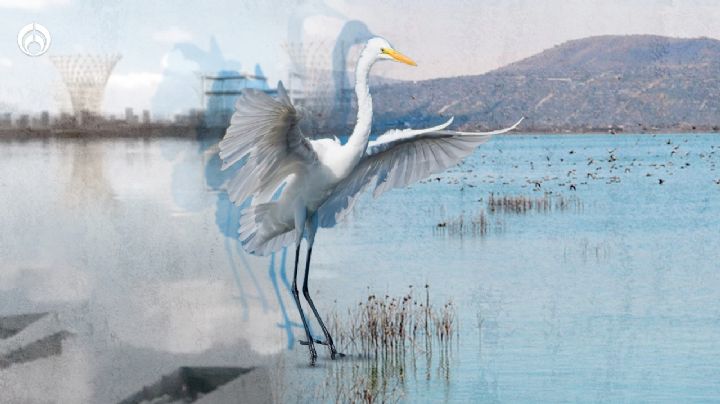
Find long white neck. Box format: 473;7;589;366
342;51;375;168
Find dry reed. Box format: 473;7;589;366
434;210;496;238
328;286;457;361
487;192;582;214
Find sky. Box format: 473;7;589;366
2;0;720;115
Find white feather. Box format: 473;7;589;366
219;81;318;207
317;117;524;228
219;36;523;255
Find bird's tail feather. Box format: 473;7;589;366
239;203;294;255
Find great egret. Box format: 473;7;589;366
219;37;522;365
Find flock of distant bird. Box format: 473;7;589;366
424;136;719;192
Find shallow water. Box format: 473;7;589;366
1;133;719;402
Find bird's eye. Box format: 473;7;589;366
380;48;386;53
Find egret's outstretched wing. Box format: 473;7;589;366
317;117;523;227
219;81;318;205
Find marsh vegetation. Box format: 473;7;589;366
298;286;460;403
435;192;583;238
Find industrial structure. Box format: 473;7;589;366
200;71;272;127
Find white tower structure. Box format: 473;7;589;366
50;54;121;120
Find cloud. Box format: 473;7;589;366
104;72;163;114
160;49;201;71
0;0;70;10
0;58;12;68
302;15;346;40
107;72;163;90
152;27;194;44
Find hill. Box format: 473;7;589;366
371;35;720;133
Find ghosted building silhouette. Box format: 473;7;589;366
284;19;373;135
202;66;271;128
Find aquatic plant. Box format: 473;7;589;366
317;362;404;404
328;286;458;361
293;286;459;403
487;192;583;214
434;210;497;238
433;193;582;239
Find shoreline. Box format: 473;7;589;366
0;126;718;142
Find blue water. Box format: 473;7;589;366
0;133;719;402
301;133;720;403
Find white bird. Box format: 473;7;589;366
219;37;522;365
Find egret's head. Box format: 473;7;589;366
365;37;417;66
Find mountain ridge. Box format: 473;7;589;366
371;35;720;133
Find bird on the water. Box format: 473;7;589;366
219;37;522;365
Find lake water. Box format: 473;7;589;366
0;133;719;402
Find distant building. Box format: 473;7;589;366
142;110;150;124
78;110;103;127
40;111;50;128
0;113;11;128
16;114;29;129
125;107;138;124
55;112;77;128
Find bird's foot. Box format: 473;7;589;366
299;338;327;346
325;339;344;359
301;340;344;360
331;350;346;360
299;340;318;365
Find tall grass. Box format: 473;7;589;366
328;286;457;362
434;193;583;238
299;286;458;403
487;192;583;214
434;211;499;238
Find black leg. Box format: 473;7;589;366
302;247;343;359
291;244;317;365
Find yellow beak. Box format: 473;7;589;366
383;48;417;66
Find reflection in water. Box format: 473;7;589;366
0;139;287;402
216;192;263;319
165;128;304;347
64;140;116;208
268;249;304;349
310;287;459;401
1;133;720;401
151;35;309;351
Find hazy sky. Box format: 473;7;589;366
2;0;720;115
